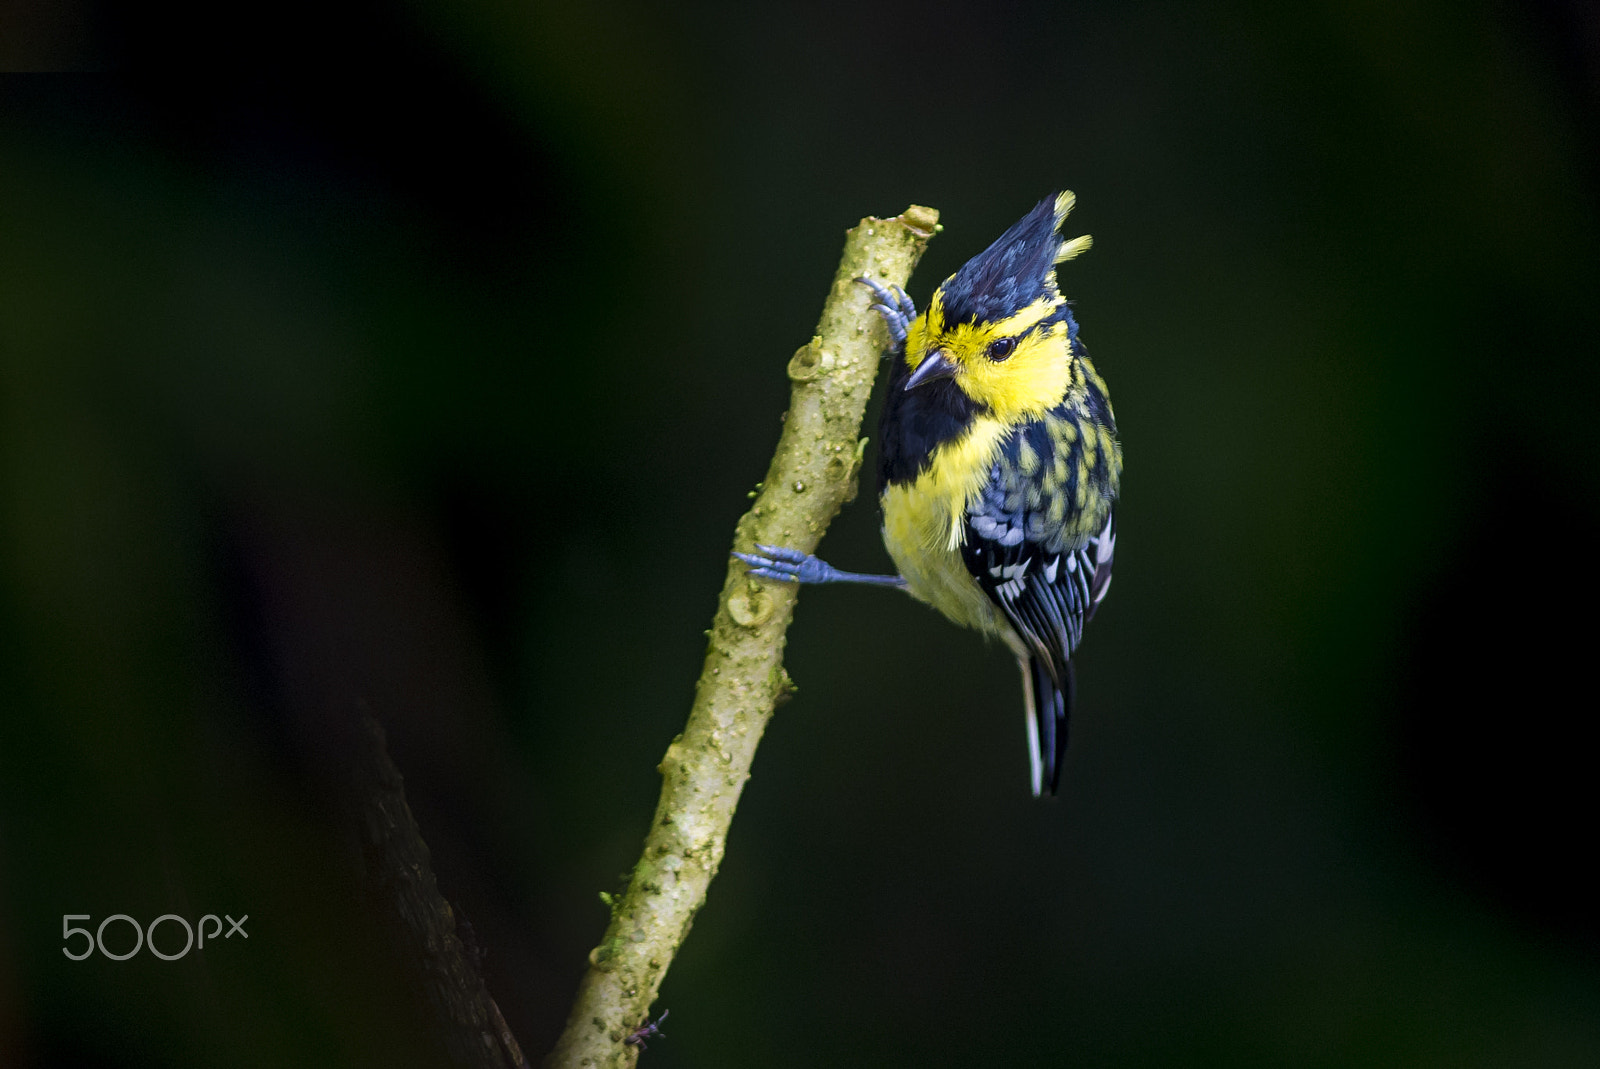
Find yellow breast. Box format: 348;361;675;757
879;417;1010;636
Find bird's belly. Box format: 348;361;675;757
880;482;1006;637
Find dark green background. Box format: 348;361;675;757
3;2;1598;1065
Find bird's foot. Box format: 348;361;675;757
733;544;837;584
733;544;906;588
854;277;916;352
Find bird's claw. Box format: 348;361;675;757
733;544;825;584
854;277;915;351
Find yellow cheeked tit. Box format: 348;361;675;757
737;193;1121;796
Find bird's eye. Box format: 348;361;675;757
986;337;1017;362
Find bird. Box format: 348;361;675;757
736;192;1121;796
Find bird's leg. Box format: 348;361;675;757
854;277;916;353
734;544;907;589
736;283;915;591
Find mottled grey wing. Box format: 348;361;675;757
962;504;1116;681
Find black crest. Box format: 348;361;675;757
938;194;1069;326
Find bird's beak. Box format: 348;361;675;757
903;349;958;391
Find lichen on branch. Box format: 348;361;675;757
545;204;939;1068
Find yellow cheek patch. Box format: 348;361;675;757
955;321;1074;424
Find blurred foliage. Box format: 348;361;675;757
3;1;1598;1066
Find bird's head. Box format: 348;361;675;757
901;192;1092;425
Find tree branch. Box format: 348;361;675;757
355;713;527;1069
545;204;940;1067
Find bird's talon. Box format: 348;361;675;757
855;277;914;350
754;544;806;564
735;544;821;584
